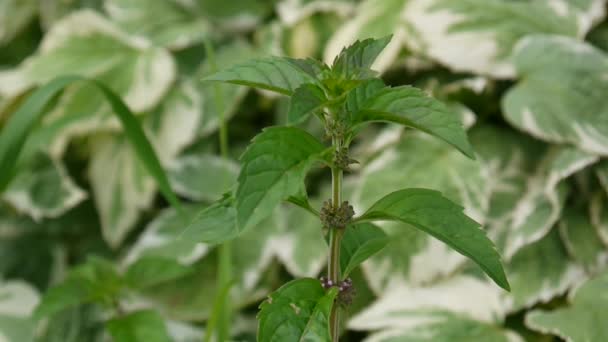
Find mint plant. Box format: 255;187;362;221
201;36;510;341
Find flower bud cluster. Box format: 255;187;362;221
320;200;354;229
334;147;358;171
319;277;355;306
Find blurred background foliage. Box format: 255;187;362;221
1;0;608;341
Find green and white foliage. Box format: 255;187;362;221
525;270;608;341
504;36;608;155
0;281;39;342
0;0;37;45
405;0;604;77
3;153;86;220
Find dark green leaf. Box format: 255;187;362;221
257;278;338;342
202;57;318;95
352;86;475;158
357;188;509;291
332;35;392;77
344;78;385;114
236;126;330;230
0;76;181;213
125;257;193;289
341;223;389;278
106;310;171;342
287;83;328;124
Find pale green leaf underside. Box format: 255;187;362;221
358;188;509;290
236;126;329;230
340;223;389;278
203;57;318;95
353;85;475;159
526;270;608;342
257;278;337;342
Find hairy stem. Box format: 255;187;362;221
328;157;343;340
204;38;232;342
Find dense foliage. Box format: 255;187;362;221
1;0;608;341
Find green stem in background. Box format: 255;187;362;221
203;38;233;342
328;153;344;341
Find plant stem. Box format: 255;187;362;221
328;156;344;341
203;38;232;342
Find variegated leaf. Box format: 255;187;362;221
504;36;608;155
0;0;37;44
590;191;608;247
559;206;608;274
169;154;238;202
526;270;608;342
0;281;39;342
405;0;604;77
3;153;86;220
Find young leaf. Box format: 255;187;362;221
202;57;318;95
236;126;330;230
125;257;193;290
525;270;608;342
332;36;392;77
351;86;475;159
0;76;181;213
257;278;338;342
357;188;509;291
340;223;389;278
287;83;328;124
106;310;171;342
178;195;239;244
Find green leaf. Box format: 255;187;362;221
125;257;193;290
203;57;318;95
105;0;210;49
257;278;338;342
344;78;385;114
169;154;239;202
352;86;475;158
287;83;328;124
357;188;510;291
340;223;388;278
34;257;122;319
106;310;171;342
331;35;392;77
0;281;39;342
504;230;583;312
0;76;181;216
178;195;239;245
559;207;608;274
590;191;608;247
503;36;608;156
526;270;608;342
3;152;86;220
0;0;37;44
236;126;330;230
325;0;407;73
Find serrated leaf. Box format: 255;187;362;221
559;207;608;274
332;35;392;77
325;0;407;73
352;86;475;158
106;310;171;342
3;152;86;220
344;78;385;114
34;257;122;319
257;278;338;342
125;257;193;290
357;188;509;290
340;223;388;278
503;36;608;155
203;57;318;95
526;270;608;342
236;126;330;230
287;83;328;124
